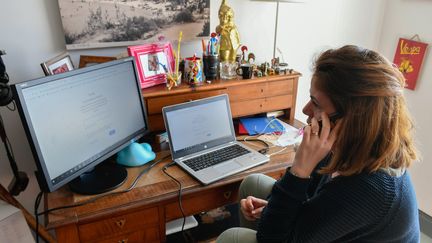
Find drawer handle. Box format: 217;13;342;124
115;219;126;229
118;239;128;243
261;88;264;93
224;191;232;199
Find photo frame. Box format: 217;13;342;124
128;42;175;88
41;52;74;76
57;0;210;50
78;55;116;68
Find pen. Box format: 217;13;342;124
201;39;206;54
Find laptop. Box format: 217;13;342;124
162;94;269;185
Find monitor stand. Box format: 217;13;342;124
69;163;127;195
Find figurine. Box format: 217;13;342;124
252;64;262;77
247;53;256;64
240;45;248;64
271;57;280;69
208;32;219;56
260;62;269;76
216;0;240;63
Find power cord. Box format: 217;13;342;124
34;191;43;243
35;153;171;216
161;161;188;241
236;138;269;154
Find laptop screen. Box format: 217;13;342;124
163;95;236;159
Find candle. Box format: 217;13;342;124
176;31;183;76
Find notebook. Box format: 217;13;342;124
239;117;284;135
162;94;269;185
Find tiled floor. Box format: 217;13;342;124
421;232;432;242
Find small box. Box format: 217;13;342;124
166;215;198;235
0;200;35;242
155;131;169;144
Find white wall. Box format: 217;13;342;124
377;0;432;216
0;0;386;214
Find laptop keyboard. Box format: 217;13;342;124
183;144;251;171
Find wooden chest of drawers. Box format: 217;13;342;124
142;73;300;131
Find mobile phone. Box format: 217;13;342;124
318;112;342;131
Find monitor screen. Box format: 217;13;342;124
12;58;149;193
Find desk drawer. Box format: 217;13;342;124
230;95;292;118
227;79;293;102
267;79;294;96
93;227;160;243
165;182;240;221
78;207;158;242
227;83;267;101
146;89;224;114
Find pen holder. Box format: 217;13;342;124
203;54;219;81
184;57;204;86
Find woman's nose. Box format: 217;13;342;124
302;101;313;117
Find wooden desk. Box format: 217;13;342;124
142;73;301;131
45;139;299;243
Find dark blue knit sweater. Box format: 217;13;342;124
257;164;419;243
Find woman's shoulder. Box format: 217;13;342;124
328;170;414;206
327;171;406;201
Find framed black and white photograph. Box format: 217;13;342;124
58;0;210;50
41;52;74;76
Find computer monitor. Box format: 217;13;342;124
12;57;150;194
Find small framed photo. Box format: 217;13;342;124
127;42;175;88
41;52;74;76
79;55;117;68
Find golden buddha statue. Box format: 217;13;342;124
216;0;240;63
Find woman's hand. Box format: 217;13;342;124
240;196;268;221
291;112;341;178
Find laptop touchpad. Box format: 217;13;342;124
214;161;241;173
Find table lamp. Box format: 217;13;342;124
251;0;306;59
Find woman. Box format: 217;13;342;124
217;45;419;243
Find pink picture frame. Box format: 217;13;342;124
128;42;175;88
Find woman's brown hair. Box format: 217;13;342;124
313;45;418;175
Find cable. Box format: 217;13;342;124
5;100;16;111
37;153;171;216
256;117;286;135
236;138;270;154
266;145;294;157
161;161;188;240
239;117;287;151
34;191;43;243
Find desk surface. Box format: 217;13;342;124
46;147;295;226
44;120;303;242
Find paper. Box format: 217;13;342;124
257;119;302;147
276;130;302;147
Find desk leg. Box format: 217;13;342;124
158;205;166;242
56;224;80;242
